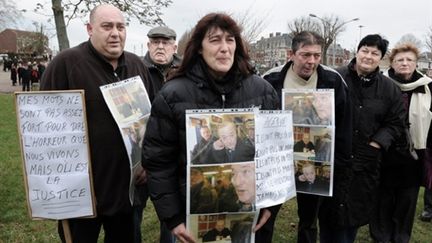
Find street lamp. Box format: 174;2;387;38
358;25;365;43
309;14;359;67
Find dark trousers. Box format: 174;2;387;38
133;203;175;243
22;80;30;91
369;186;420;243
255;204;282;242
424;187;432;213
133;184;175;243
58;212;134;243
319;225;358;243
296;193;321;243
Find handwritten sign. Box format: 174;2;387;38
15;91;95;220
255;110;296;208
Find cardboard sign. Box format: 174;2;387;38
15;91;95;220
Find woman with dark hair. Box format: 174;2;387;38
327;34;406;242
142;12;279;242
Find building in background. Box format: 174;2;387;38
249;32;292;74
0;29;51;61
249;32;354;74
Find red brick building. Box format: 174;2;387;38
0;28;50;57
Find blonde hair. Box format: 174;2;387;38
389;43;420;63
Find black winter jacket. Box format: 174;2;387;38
330;58;406;227
142;60;279;230
143;52;182;96
263;61;353;162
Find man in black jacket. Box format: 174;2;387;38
203;122;254;164
41;4;152;242
263;31;352;243
143;26;182;95
134;25;179;243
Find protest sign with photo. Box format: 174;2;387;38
100;76;151;203
283;89;335;196
185;108;295;242
15;90;95;220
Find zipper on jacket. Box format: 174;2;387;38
113;71;120;82
221;94;226;108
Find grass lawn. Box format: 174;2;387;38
1;93;431;242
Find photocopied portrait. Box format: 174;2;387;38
187;111;255;165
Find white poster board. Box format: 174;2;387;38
255;110;296;208
15;91;95;220
282;89;335;196
99;76;151;204
185;108;295;243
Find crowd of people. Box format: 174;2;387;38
4;60;46;91
17;3;430;243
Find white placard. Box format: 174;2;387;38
15;91;95;220
100;76;151;204
255;110;296;208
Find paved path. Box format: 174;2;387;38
0;70;23;93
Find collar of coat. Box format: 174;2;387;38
87;40;127;71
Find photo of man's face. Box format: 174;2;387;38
200;126;212;141
312;93;332;122
302;165;316;183
231;163;255;204
218;123;238;150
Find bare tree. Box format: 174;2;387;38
396;33;423;49
0;0;23;30
287;16;320;38
176;7;269;57
34;0;172;51
234;6;269;44
426;26;432;53
31;22;50;57
288;14;358;65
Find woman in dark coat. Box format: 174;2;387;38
321;34;406;243
370;43;432;243
142;13;279;243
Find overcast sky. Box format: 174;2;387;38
15;0;432;55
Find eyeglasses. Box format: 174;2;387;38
297;52;322;59
393;58;416;64
149;39;174;47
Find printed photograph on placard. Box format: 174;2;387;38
189;163;256;215
294;160;331;196
282;89;334;126
186;111;255;165
189;213;256;243
120;116;148;167
101;76;151;124
100;76;151;204
293;126;334;163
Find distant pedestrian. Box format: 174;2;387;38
37;61;46;79
21;62;31;91
30;64;40;91
10;64;17;86
17;62;24;85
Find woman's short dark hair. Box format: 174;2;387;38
172;12;253;79
357;34;389;59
